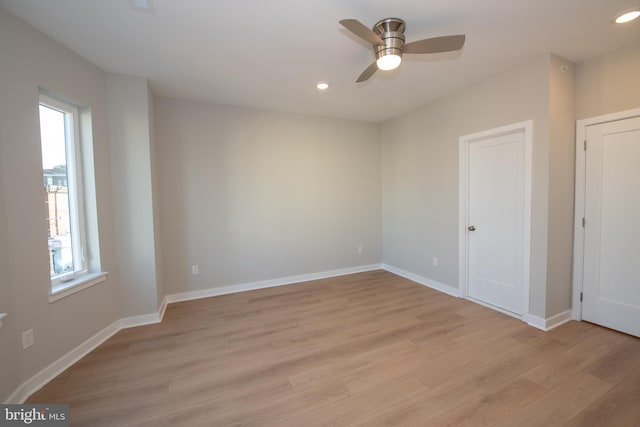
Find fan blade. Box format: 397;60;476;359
339;19;384;45
404;35;466;54
356;62;378;83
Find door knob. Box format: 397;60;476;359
468;225;476;231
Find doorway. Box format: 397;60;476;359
459;121;532;317
573;109;640;337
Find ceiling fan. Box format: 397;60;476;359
339;18;466;83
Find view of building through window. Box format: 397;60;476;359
39;103;75;278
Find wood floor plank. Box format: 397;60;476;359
274;374;432;427
425;377;546;426
564;369;640;427
466;335;571;392
492;372;613;427
585;337;640;384
521;329;621;389
354;377;486;426
287;339;417;389
24;270;640;426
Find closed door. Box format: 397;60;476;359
583;116;640;337
467;131;525;315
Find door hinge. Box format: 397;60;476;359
582;217;585;228
584;140;587;151
580;292;583;302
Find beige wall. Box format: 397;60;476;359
381;55;554;317
148;82;165;308
546;55;576;317
576;42;640;120
107;74;161;317
0;161;19;401
155;98;382;294
0;8;121;401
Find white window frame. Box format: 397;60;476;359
39;93;107;301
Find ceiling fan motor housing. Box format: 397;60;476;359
372;18;406;61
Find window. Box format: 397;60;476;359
39;93;105;300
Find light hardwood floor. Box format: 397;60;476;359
28;270;640;426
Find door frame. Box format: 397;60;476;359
458;120;533;320
572;108;640;321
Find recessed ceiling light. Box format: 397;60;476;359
316;82;329;90
131;0;155;13
614;9;640;24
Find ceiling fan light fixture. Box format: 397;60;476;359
339;16;466;83
316;81;329;90
614;9;640;23
376;54;402;71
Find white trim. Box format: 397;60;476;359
119;312;162;329
40;93;89;286
381;261;571;331
7;261;572;404
545;310;573;330
158;296;168;321
382;264;461;298
458;120;533;319
165;264;383;304
525;314;547;331
525;310;572;331
467;297;522;320
572;108;640;320
5;263;382;403
6;319;121;404
5;308;171;403
48;272;108;303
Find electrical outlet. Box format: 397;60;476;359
357;246;364;255
22;329;34;350
191;265;199;275
432;257;439;267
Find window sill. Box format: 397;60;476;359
48;272;108;303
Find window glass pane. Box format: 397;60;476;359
40;104;75;278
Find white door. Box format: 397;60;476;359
583;116;640;337
467;131;526;315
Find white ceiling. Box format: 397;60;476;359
1;0;639;122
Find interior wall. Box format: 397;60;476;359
576;42;640;120
381;55;552;317
148;82;165;308
0;8;121;401
0;160;19;401
545;54;576;317
155;98;382;294
107;73;159;317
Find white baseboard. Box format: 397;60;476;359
382;264;575;333
6;319;121;404
5;263;382;403
465;296;523;320
7;263;576;404
525;314;546;331
158;296;168;321
382;264;461;298
165;264;383;304
545;310;573;330
5;307;172;404
119;312;162;329
525;310;572;331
